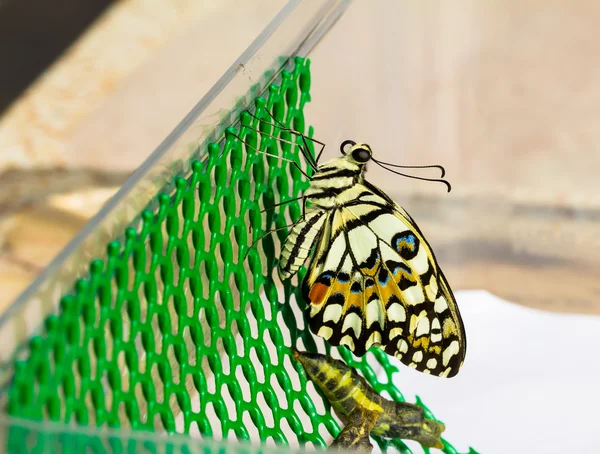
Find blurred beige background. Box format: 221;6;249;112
1;0;599;313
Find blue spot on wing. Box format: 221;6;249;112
393;231;420;260
315;273;334;286
395;233;416;251
389;261;412;276
337;272;350;283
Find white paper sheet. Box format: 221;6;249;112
385;290;600;454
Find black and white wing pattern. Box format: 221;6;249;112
303;182;466;377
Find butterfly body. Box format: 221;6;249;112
279;142;466;378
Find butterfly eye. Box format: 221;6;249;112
351;147;371;163
340;140;356;155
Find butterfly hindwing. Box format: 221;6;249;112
303;184;466;377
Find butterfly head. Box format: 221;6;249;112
340;140;372;166
338;139;452;192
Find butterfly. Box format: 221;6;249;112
277;137;466;378
238;111;466;377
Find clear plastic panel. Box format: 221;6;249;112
0;0;349;381
0;3;350;451
0;415;310;454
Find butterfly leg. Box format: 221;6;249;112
230;128;313;180
262;108;327;166
243;197;307;262
260;195;305;214
244;109;326;168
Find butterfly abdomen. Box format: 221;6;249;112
279;209;327;279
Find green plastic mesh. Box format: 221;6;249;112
5;57;473;454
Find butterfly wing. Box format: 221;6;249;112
304;183;466;377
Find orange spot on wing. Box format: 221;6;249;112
308;283;330;305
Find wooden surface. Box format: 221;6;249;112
1;0;599;314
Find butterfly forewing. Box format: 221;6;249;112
302;184;466;378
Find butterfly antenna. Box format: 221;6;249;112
371;160;446;178
373;159;452;192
